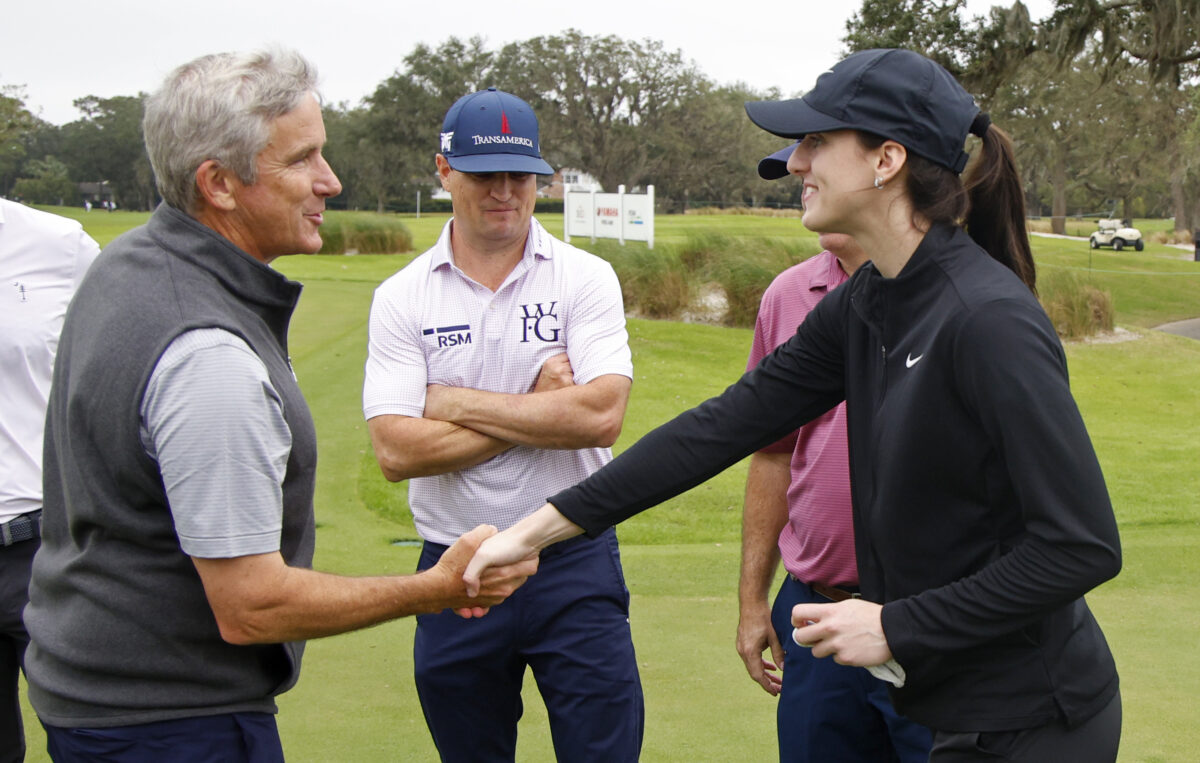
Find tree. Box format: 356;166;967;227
12;156;76;204
490;31;711;196
59;94;156;210
845;1;1039;97
1041;0;1200;85
658;82;785;209
1039;0;1200;230
355;37;495;211
845;0;978;74
0;83;37;196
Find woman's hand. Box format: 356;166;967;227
790;598;893;667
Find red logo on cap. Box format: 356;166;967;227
501;112;511;134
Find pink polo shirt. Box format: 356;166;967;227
747;251;858;587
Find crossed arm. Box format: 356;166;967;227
369;353;632;481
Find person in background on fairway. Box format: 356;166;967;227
464;48;1123;761
364;87;643;762
0;199;99;763
736;148;930;762
23;49;535;763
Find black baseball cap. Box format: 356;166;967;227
744;49;980;174
439;87;554;175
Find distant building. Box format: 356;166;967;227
78;181;114;207
539;168;601;199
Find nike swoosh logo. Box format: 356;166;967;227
905;353;924;368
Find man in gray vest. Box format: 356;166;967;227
23;48;535;762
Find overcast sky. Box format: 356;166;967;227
3;0;1055;126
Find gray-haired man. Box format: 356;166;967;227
23;49;534;762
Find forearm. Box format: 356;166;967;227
196;527;537;644
882;528;1120;662
369;414;513;480
503;502;585;551
552;356;840;536
195;557;467;644
424;375;630;450
738;452;790;611
462;503;584;593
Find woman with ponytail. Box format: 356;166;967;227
465;49;1121;760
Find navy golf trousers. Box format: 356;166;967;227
414;528;643;762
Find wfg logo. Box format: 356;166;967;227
520;302;560;343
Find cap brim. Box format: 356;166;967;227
445;153;554;176
758;144;796;180
744;97;852;140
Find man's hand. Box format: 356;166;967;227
736;601;785;695
789;599;891;667
462;527;543;598
533;353;575;393
423;353;575;424
431;525;538;619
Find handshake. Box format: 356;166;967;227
430;524;540;619
432;503;583;618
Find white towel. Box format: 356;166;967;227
866;659;906;688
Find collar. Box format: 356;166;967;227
807;250;852;292
146;204;303;314
849;222;964;331
430;217;554;272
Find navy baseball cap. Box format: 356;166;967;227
744;49;980;174
758;143;797;180
439;87;554;175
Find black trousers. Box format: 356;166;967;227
929;691;1121;762
0;536;37;763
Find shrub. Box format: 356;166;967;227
683;206;802;218
713;258;777;326
684;235;812;326
1039;268;1115;340
319;212;413;254
677;233;732;274
586;232;818;327
1149;229;1195;246
595;240;693;320
317;222;345;255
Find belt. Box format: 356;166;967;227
811;583;860;603
790;574;860;603
1;510;43;547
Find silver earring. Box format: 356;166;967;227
874;177;884;190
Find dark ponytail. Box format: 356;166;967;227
963;124;1036;294
857;123;1037;294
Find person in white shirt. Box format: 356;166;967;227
364;88;643;762
0;198;100;763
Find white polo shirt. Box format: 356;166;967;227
364;218;632;544
0;200;100;524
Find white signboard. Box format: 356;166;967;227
564;185;654;249
565;191;594;239
622;190;653;243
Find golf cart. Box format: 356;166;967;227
1089;218;1144;251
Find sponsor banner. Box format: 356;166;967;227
566;192;594;238
622;192;653;243
564;185;654;249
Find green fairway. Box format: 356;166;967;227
17;208;1200;761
